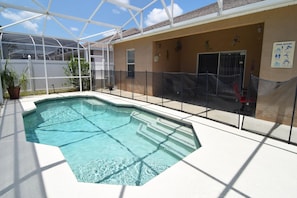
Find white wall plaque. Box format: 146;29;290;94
271;41;295;68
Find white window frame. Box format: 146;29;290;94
126;49;135;78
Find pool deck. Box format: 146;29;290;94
1;91;297;198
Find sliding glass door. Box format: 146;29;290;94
197;51;246;96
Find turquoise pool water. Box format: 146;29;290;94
24;97;200;186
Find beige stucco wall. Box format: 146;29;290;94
114;37;153;72
113;4;297;125
114;4;297;77
114;37;154;94
114;23;264;92
260;5;297;81
179;24;263;77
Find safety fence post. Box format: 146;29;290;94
289;81;297;143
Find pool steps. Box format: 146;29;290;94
84;99;105;106
84;99;134;115
137;124;194;159
156;117;194;139
131;111;198;159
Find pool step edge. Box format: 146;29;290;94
136;123;195;159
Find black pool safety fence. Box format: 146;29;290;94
94;70;297;145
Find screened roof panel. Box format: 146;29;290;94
0;31;85;59
1;33;81;48
0;0;220;42
30;36;43;45
43;38;61;46
2;33;34;44
58;39;79;48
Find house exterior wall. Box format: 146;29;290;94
178;24;263;78
260;5;297;81
153;38;181;72
114;37;153;94
256;5;297;125
114;37;153;72
113;4;297;125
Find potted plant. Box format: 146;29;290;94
1;60;28;99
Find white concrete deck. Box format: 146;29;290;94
1;91;297;198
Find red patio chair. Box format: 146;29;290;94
233;82;255;111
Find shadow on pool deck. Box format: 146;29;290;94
0;100;66;198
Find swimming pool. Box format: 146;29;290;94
24;97;200;186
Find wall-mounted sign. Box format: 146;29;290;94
271;41;295;68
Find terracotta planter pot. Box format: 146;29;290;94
7;86;20;99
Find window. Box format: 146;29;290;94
127;49;135;77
